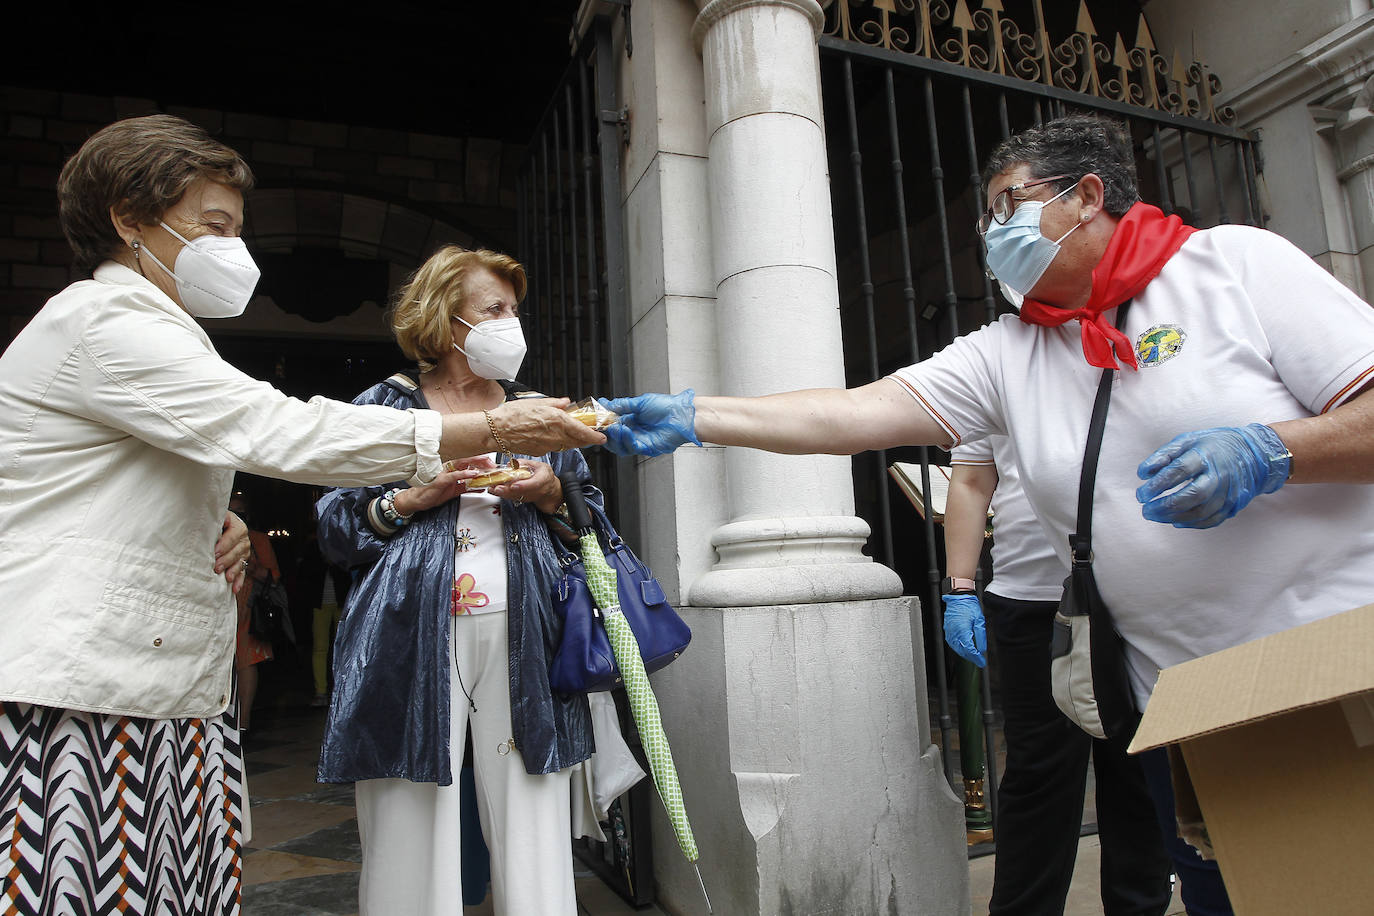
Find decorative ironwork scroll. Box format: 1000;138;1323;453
823;0;1238;125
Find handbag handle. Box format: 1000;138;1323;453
1070;299;1134;569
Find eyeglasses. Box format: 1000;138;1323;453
977;174;1074;236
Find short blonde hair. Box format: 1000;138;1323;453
390;246;528;369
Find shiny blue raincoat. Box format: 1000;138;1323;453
316;375;595;784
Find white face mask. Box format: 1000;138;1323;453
136;222;261;318
452;315;527;380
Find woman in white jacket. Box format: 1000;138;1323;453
0;114;602;916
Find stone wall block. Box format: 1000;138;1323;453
59;93;115;124
295;189;345;241
409;132;464;161
12;264;69;290
113;96;160;119
349;125;408;155
294;169;348;186
44;120;99;147
253;141;315;168
434;158;466;183
0;240;40;263
377;154;435;180
39;240;71;267
19;165;60;191
464;138;504;205
165;106;224;134
9;115;43;139
13;214;64;240
315;147;376;174
246;189;298;239
288;119;349;148
224;112;288;141
380;206;434;259
1;87;61;116
340;196;388;247
1;138;63;166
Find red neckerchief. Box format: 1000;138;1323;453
1018;202;1196;370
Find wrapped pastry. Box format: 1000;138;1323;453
467;464;534;489
565;397;618;430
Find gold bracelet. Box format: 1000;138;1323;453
483;408;512;456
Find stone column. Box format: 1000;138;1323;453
1332;75;1374;298
634;3;969;914
689;0;901;607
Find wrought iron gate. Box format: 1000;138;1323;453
818;0;1262;852
514;15;654;906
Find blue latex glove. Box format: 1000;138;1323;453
1135;423;1291;529
598;390;703;457
941;593;987;668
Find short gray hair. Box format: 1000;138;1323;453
981;114;1139;217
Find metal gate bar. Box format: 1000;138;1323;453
516;19;647;905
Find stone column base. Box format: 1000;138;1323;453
646;596;969;915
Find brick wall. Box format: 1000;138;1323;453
0;85;526;346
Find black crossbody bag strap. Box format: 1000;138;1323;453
1069;299;1133;569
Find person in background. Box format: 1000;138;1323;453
0;115;602;916
601;114;1374;915
296;535;349;708
316;246;596;916
228;491;279;733
945;437;1173;914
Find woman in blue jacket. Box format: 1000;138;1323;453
316;246;595;916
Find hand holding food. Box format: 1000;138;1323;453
565;398;619;430
599;390;702;456
488;398;605;455
485;459;562;513
394;457;498;516
467;463;535;489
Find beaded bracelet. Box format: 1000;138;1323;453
379;488;413;526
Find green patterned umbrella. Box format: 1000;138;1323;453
577;530;711;911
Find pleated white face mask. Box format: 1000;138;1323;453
137;222;261;318
452;315;527;380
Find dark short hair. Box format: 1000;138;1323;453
981;114;1138;217
57;114;254;274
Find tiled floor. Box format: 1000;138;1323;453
238;695;656;916
239;690;1180;915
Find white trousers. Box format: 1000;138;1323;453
355;610;576;916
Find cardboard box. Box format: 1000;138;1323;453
1129;603;1374;915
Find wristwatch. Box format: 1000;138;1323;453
941;576;977;595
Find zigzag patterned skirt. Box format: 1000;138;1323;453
0;698;244;915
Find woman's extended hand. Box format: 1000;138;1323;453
489;398;605;455
214;511;252;594
392;456;499;517
489;458;563;514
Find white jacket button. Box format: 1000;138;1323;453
152;637;163;647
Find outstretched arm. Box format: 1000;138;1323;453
605;380;953;457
